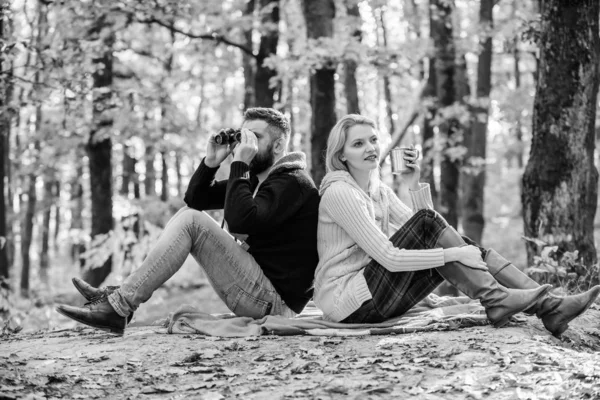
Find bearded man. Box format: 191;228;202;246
56;108;320;334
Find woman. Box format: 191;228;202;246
314;114;600;337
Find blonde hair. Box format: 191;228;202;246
325;114;378;173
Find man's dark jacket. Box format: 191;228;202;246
184;152;320;313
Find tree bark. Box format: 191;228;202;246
243;0;256;110
145;144;156;197
344;1;361;114
302;0;336;186
20;171;36;297
522;0;599;266
461;0;492;244
512;0;523;168
377;9;394;136
82;18;114;287
254;0;279;107
160;151;168;202
0;3;10;287
422;57;438;207
431;0;459;228
40;173;54;284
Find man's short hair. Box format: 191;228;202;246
244;107;291;142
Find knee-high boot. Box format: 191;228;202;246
485;249;600;337
435;228;552;328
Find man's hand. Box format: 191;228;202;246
232;128;258;165
205;131;233;168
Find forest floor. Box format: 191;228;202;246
2;257;600;400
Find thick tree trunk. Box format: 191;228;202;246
461;0;492;244
0;4;9;287
344;1;361;114
431;0;459;228
302;0;336;186
254;0;279;107
522;0;599;266
82;24;114;287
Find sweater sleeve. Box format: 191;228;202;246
387;183;434;227
183;158;227;210
224;161;305;234
322;183;445;272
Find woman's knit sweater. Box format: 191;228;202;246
314;171;446;322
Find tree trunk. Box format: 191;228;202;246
160;151;168;202
20;172;36;297
344;1;361;114
0;5;9;287
82;21;114;287
175;151;183;197
422;57;438;207
254;0;279;107
121;145;134;196
512;0;523;168
522;0;599;266
70;148;85;266
431;0;459;228
243;0;256;110
461;0;492;244
302;0;336;186
39;173;54;284
53;180;60;249
378;9;395;136
145;144;156;197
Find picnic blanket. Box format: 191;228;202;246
164;294;501;337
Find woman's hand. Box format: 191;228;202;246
399;146;421;191
444;245;488;271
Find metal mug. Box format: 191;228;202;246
390;147;411;174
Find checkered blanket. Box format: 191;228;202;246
164;294;493;337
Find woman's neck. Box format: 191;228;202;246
349;168;371;194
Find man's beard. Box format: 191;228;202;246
249;142;275;174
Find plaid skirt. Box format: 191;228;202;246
342;209;451;324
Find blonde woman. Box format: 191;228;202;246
313;114;600;336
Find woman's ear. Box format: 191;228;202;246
339;154;346;162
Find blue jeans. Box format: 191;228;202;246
108;207;295;318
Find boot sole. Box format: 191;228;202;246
55;306;125;335
492;285;552;328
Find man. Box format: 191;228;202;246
56;108;320;334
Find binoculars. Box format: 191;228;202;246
214;128;242;145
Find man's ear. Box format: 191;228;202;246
273;138;286;154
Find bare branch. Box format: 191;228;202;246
136;16;256;58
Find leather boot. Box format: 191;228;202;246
56;295;128;335
485;249;600;337
72;277;120;301
71;277;134;324
436;228;551;328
